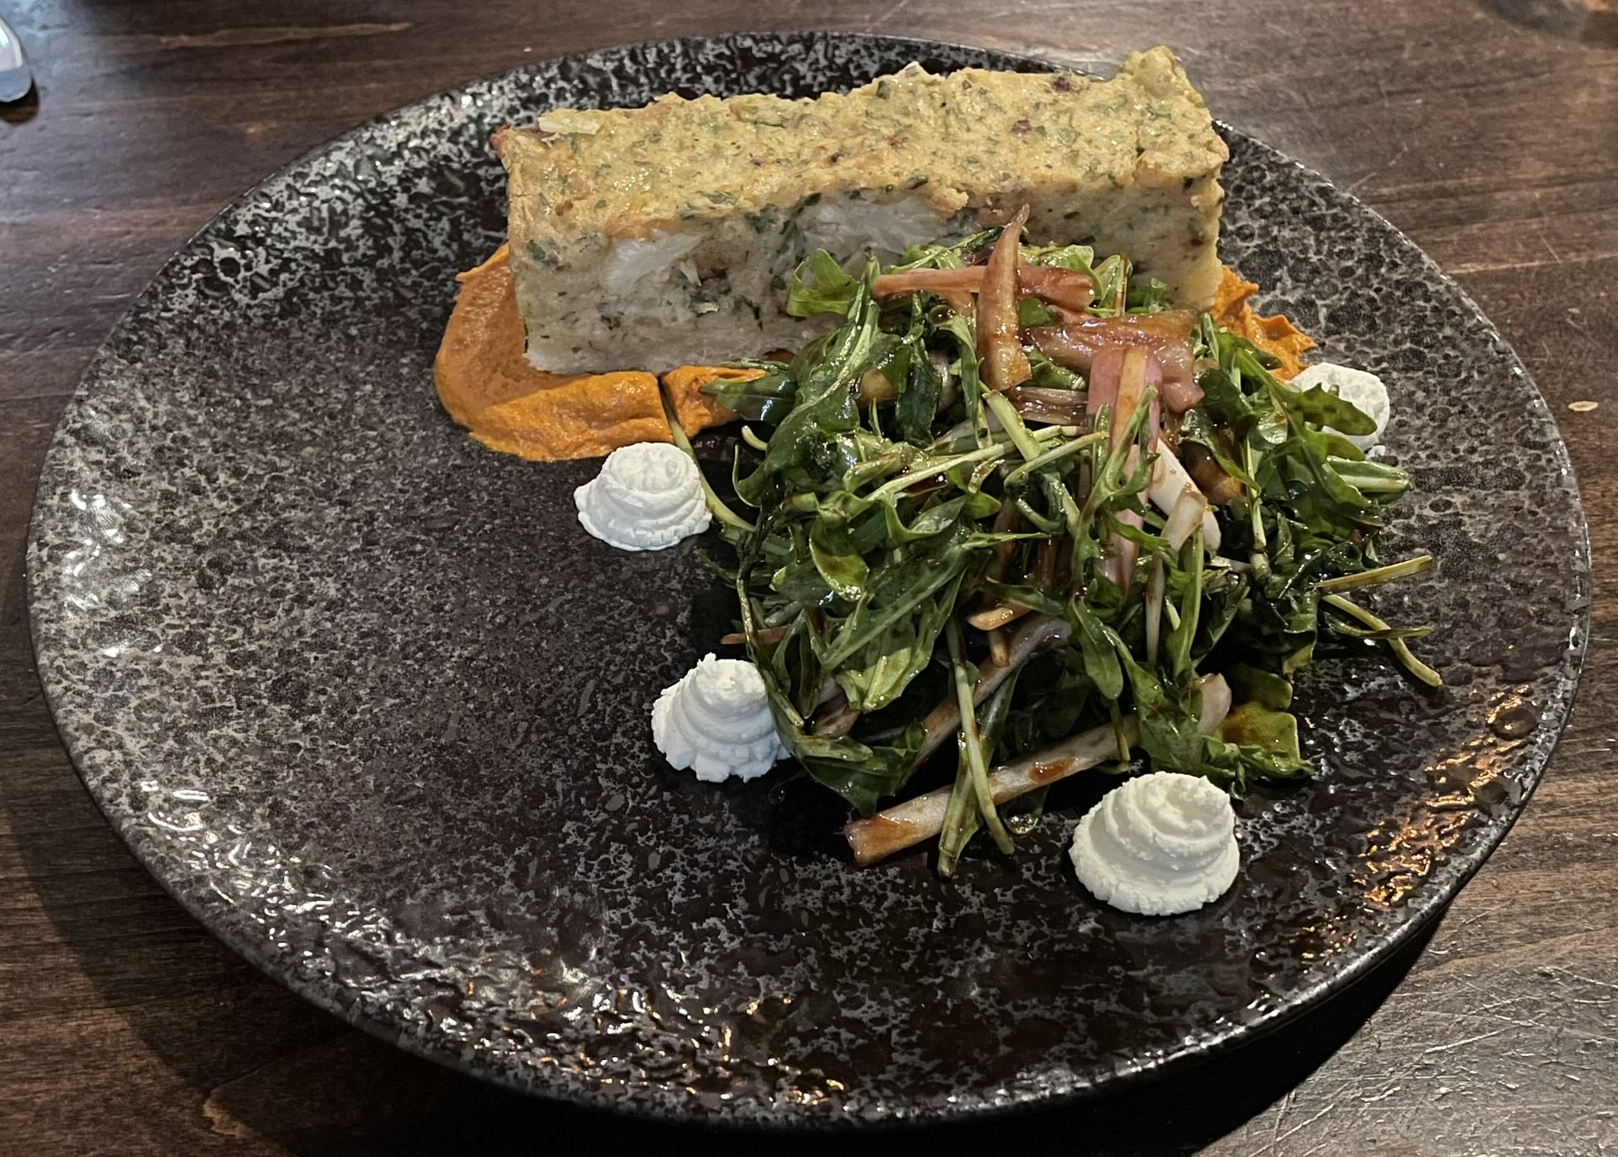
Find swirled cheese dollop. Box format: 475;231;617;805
651;654;788;782
1068;771;1239;916
1290;362;1390;451
574;442;710;550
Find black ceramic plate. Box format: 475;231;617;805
27;32;1589;1126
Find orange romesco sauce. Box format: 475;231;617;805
1210;266;1315;379
434;251;1311;461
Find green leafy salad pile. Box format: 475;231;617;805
680;217;1437;874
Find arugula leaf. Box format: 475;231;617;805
736;271;882;506
1023;243;1097;273
808;514;869;600
700;363;797;423
1224;663;1295;709
1218;701;1304;760
794;732;921;815
1017;297;1056;327
786;249;860;318
1090;254;1130;313
892;299;943;447
1127;278;1174;313
1027;350;1082;390
894;229;997;271
1285;384;1377;436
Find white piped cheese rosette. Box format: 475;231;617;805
1069;771;1240;916
574;441;710;551
651;654;788;782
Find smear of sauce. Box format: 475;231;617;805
1210;267;1313;379
1026;758;1073;786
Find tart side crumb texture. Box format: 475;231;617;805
496;47;1229;373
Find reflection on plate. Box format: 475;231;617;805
25;32;1588;1125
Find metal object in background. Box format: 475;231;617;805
0;14;33;102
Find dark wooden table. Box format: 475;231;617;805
3;1;1615;1153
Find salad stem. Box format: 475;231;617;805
1144;557;1165;664
867;441;1017;502
1242;437;1270;580
660;391;757;534
1003;430;1108;489
1169;529;1206;676
1322;593;1443;687
944;619;1015;861
846;719;1137;867
1315;554;1435;594
936;751;981;876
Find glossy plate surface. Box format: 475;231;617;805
26;32;1588;1125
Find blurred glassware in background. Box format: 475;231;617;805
0;13;34;102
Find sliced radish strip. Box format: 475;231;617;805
1152;450;1222;552
977;206;1032;392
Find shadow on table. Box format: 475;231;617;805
2;552;1432;1156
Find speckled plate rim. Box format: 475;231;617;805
24;30;1592;1127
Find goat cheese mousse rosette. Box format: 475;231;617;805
651;655;789;783
1069;772;1241;916
574;442;711;550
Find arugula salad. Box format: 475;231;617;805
679;210;1437;875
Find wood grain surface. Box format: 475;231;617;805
2;1;1615;1153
